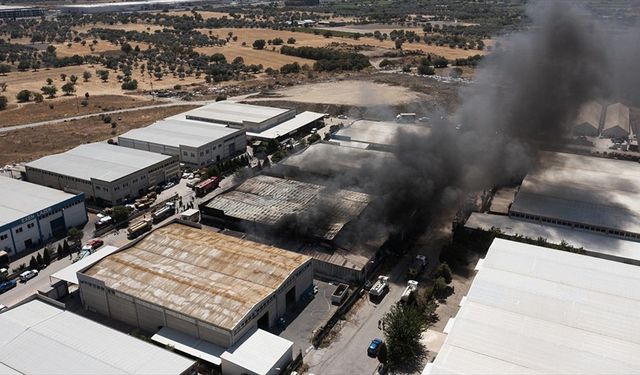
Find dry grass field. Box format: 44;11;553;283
53;40;153;58
0;95;153;127
196;44;316;68
0;105;196;165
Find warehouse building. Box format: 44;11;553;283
425;238;640;374
26;143;179;206
572;101;602;136
0;5;45;18
183;101;324;141
0;176;86;257
202;175;379;282
0;295;195;375
79;223;313;349
509;151;640;240
118;117;246;168
331;120;430;151
602;102;630;138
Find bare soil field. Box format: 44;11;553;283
75;22;168;34
246;79;428;106
166;10;233;19
0;63;200;104
315;24;425;34
0;105;196;165
195;44;316;69
52;40;153;58
0;95;153;127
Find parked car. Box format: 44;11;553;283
0;305;7;312
19;270;38;282
337;114;348;119
82;239;104;252
367;338;384;358
164;182;176;189
0;280;16;293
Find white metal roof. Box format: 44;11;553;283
50;245;120;285
333;120;430;147
466;213;640;264
0;297;194;375
26;143;174;183
510;151;640;235
221;329;292;375
247;111;324;140
152;327;225;366
119;118;241;149
281;142;392;175
184;101;291;126
428;238;640;375
0;176;81;226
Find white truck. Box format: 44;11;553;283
401;280;419;303
369;276;389;299
152;202;175;223
180;208;200;223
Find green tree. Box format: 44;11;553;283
43;247;51;265
67;227;83;244
417;64;435;75
36;252;43;268
41;85;57;99
46;77;53;85
69;75;78;84
60;73;67;81
56;243;63;260
0;64;10;75
433;57;448;68
82;71;92;82
252;39;266;50
29;255;37;270
435;262;452;284
16;90;31;102
383;304;427;373
112;205;132;224
33;92;44;103
0;95;7;110
61;82;76;95
272;37;284;45
287;37;296;44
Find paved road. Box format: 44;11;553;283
0;256;74;307
306;254;414;375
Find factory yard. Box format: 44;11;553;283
0;105;196;164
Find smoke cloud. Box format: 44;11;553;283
268;1;637;243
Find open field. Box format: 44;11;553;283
315;24;425;34
75;22;169;34
0;105;196;165
52;40;153;58
196;44;316;68
0;63;200;104
166;10;233;19
0;95;154;127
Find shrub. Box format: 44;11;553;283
0;95;7;110
16;90;31;102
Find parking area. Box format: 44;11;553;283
279;280;340;356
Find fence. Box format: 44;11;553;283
312;284;364;348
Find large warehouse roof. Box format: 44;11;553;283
26;143;174;183
83;223;311;331
247;111;324;140
510;151;640;236
603;102;630;134
0;176;81;226
221;329;292;375
0;295;194;375
573;101;602;133
184;101;291;126
332;120;430;148
205;175;370;240
281;142;392;176
427;238;640;374
119;118;241;149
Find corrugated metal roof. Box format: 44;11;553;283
51;245;120;284
26;143;174;183
83;224;311;331
247;111;325;140
205;175;370;240
220;329;292;375
603;102;630;133
119;118;242;149
0;176;81;226
510;151;640;235
427;238;640;375
573;101;602;129
281;142;392;175
0;297;194;375
333;120;431;147
184;101;291;125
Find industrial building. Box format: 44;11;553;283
602;102;631;138
0;5;45;18
572;101;602;136
425;238;640;374
79;223;313;349
509;151;640;240
0;295;196;375
118;116;246;168
0;176;86;257
331;120;430;151
182;101;325;141
26;143;179;206
202;175;380;282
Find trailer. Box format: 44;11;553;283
401;280;419;303
180;208;200;223
396;112;417;123
127;218;152;239
194;176;221;198
331;283;350;305
152;202;175;223
407;255;427;278
369;276;389;299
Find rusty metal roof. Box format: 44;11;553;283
83;224;311;331
205;175;370;240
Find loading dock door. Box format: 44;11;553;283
258;312;269;330
286;287;296;311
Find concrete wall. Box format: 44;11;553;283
25;167;94;198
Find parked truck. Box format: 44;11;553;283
152;202;175;223
194;176;221;198
369;276;389;299
401;280;419;303
407;255;427;278
396;112;417;123
180;208;200;223
127;218;152;239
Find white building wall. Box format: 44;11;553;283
0;229;12;253
37;211;64;240
11;219;40;252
